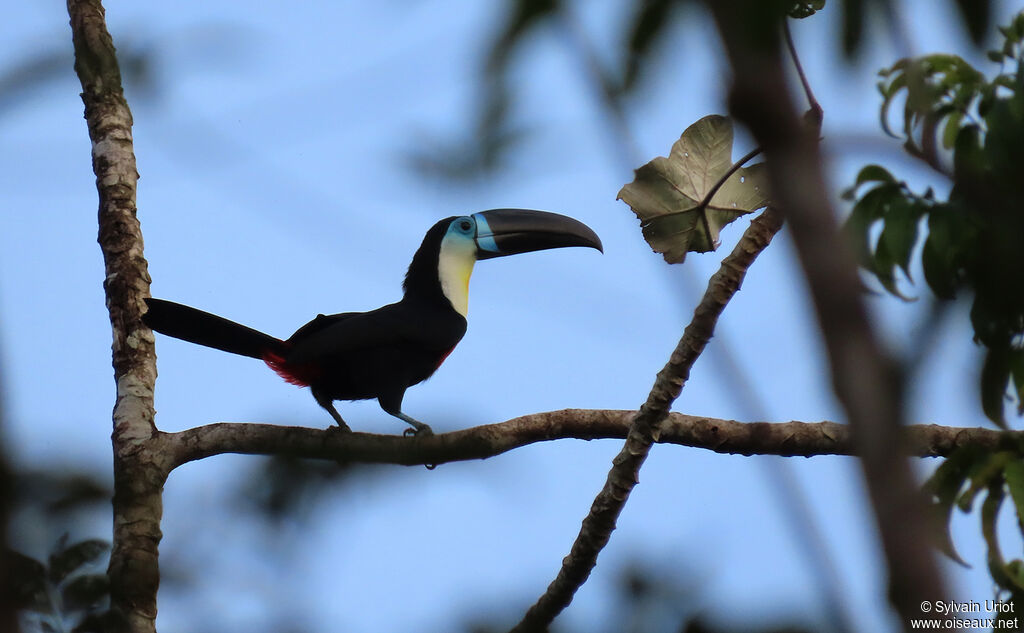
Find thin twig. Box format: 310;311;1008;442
783;19;822;124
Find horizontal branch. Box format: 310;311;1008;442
162;410;1018;470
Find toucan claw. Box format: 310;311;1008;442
403;425;434;438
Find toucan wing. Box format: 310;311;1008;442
284;303;416;365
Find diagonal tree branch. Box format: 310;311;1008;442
507;206;784;632
67;2;163;632
164;410;1019;468
705;1;949;625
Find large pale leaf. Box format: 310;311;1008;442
617;115;769;263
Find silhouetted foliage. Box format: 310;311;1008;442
844;12;1024;427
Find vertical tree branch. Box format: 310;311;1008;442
705;2;948;626
67;2;163;632
511;208;784;632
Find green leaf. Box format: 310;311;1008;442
957;451;1012;512
921;240;954;299
942;110;964;149
6;549;49;611
1008;562;1024;589
1003;458;1024;537
981;348;1011;428
921;204;969;299
48;539;110;585
981;481;1024;592
870;233;906;298
842;178;930;300
924;446;987;565
843;185;890;263
878;195;922;279
854;164;896;188
617;115;769;263
982;482;1012;588
953;124;985;182
73;613;114;633
1011;350;1024;416
789;1;825;19
877;53;987;156
879;70;908;138
61;573;110;612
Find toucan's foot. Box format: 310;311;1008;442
403;425;433;438
327;422;353;433
394;412;433;437
329;416;352;432
318;401;352;432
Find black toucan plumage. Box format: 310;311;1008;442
143;209;602;435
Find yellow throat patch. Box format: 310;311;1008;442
437;234;477;316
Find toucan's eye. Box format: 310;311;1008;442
459;219;473;232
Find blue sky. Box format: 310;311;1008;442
2;1;1022;631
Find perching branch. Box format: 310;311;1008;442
67;2;162;632
163;410;1020;469
509;206;784;632
706;1;949;625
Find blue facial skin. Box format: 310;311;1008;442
470;213;500;255
441;217;475;250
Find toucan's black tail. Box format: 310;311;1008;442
143;298;286;359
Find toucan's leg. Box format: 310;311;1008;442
313;389;352;432
397;413;433;437
325;404;353;433
379;389;433;437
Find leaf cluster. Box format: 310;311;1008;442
10;535;110;633
927;445;1024;625
844;11;1024;426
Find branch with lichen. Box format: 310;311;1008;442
68;1;162;632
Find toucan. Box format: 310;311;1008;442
143;209;602;435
